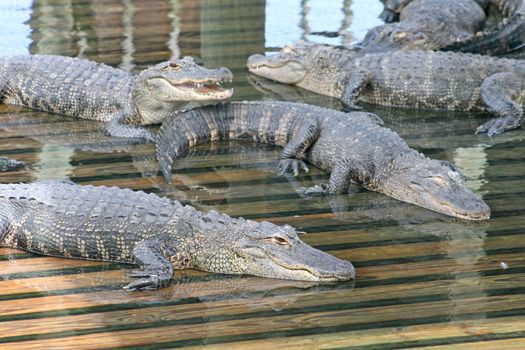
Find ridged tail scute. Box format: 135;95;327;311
441;13;525;55
156;101;300;183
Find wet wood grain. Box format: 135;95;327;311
0;0;524;348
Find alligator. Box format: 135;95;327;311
358;0;487;53
247;42;525;136
378;0;491;23
441;0;525;55
0;180;354;290
0;55;233;141
156;101;490;220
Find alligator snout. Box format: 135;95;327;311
215;67;234;80
459;198;491;221
247;53;270;68
331;259;356;281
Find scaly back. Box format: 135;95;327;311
0;181;182;262
0;55;133;120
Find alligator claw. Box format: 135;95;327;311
298;184;330;197
476;116;521;136
124;277;160;291
124;270;168;291
277;159;309;176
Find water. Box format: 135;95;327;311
0;0;524;349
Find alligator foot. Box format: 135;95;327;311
277;159;309;176
0;157;25;172
476;115;522;136
298;183;330;197
124;269;170;291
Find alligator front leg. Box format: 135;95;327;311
340;68;369;110
106;113;157;142
124;240;174;291
477;72;524;136
277;118;320;176
299;162;354;196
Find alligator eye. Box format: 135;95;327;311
270;236;290;245
168;62;182;70
430;176;447;187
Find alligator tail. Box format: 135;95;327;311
156;101;300;183
441;12;525;55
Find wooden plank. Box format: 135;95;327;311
177;316;525;350
2;293;525;350
0;272;523;340
0;257;108;275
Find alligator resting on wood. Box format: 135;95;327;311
441;0;525;55
0;180;354;290
156;101;490;221
359;0;487;53
247;42;525;136
0;55;233;141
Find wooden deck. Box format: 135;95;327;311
0;0;524;349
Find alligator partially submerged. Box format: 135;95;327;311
441;0;525;55
247;42;525;136
0;55;233;141
0;180;354;290
359;0;487;53
156;101;490;220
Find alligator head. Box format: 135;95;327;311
133;57;233;124
188;209;355;282
380;155;491;221
247;42;348;98
247;45;308;84
356;22;433;54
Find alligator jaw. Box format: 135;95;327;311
435;199;491;221
173;78;233;99
392;184;491;221
247;53;306;84
242;243;356;282
151;77;234;101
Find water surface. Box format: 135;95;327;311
0;0;524;349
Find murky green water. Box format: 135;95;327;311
0;0;524;349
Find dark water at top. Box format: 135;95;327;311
0;1;524;349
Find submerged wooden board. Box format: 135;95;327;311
0;0;524;349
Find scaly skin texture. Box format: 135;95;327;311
378;0;491;22
0;180;354;290
359;0;486;53
247;42;525;136
157;101;490;220
0;55;233;141
441;0;525;55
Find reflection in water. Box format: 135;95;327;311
0;1;33;55
265;0;383;47
120;0;136;72
453;144;489;194
323;191;491;323
200;0;265;71
247;73;345;109
0;0;523;347
29;0;75;55
168;0;182;59
34;144;73;180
